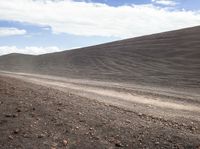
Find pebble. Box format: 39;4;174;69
23;134;29;138
5;114;12;117
52;142;58;147
16;109;21;112
57;108;62;111
94;136;100;140
115;141;123;147
63;139;68;146
181;123;187;127
8;135;14;140
155;142;160;145
189;126;196;131
38;134;45;138
58;102;62;106
138;113;143;116
125;120;131;123
12;114;18;118
13;129;20;134
79;119;85;122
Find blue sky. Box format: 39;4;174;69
92;0;200;10
0;0;200;55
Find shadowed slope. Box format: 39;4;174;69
0;26;200;91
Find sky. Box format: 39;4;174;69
0;0;200;55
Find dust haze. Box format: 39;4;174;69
0;26;200;148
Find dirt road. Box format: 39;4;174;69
0;71;200;148
1;71;200;121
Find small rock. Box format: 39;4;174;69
52;142;58;147
8;135;14;140
89;128;93;131
63;139;68;146
125;120;131;123
30;113;35;117
155;142;160;145
13;129;20;134
190;127;196;131
57;108;62;111
138;113;143;116
23;134;29;138
94;136;100;140
182;123;186;126
85;132;89;135
65;129;69;133
16;109;21;112
115;141;123;147
38;134;45;138
12;114;18;118
79;119;85;122
5;114;12;118
58;102;62;106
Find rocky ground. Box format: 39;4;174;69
0;75;200;149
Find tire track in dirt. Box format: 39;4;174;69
1;71;200;122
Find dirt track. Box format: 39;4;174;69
1;26;200;93
0;72;200;149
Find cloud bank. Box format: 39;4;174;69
0;27;26;37
0;46;63;56
0;0;199;38
151;0;177;6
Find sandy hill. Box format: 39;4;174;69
0;26;200;90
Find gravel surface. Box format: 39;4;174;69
0;75;200;149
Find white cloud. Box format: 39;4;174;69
0;0;199;38
0;46;65;55
152;0;177;6
0;27;26;37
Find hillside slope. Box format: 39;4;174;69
0;26;200;91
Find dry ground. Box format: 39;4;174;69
0;74;200;149
1;26;200;93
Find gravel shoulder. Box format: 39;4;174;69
0;75;200;149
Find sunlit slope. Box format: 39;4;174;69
0;26;200;89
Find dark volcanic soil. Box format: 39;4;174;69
0;26;200;93
0;75;200;149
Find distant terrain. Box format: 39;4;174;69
0;26;200;92
0;26;200;149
